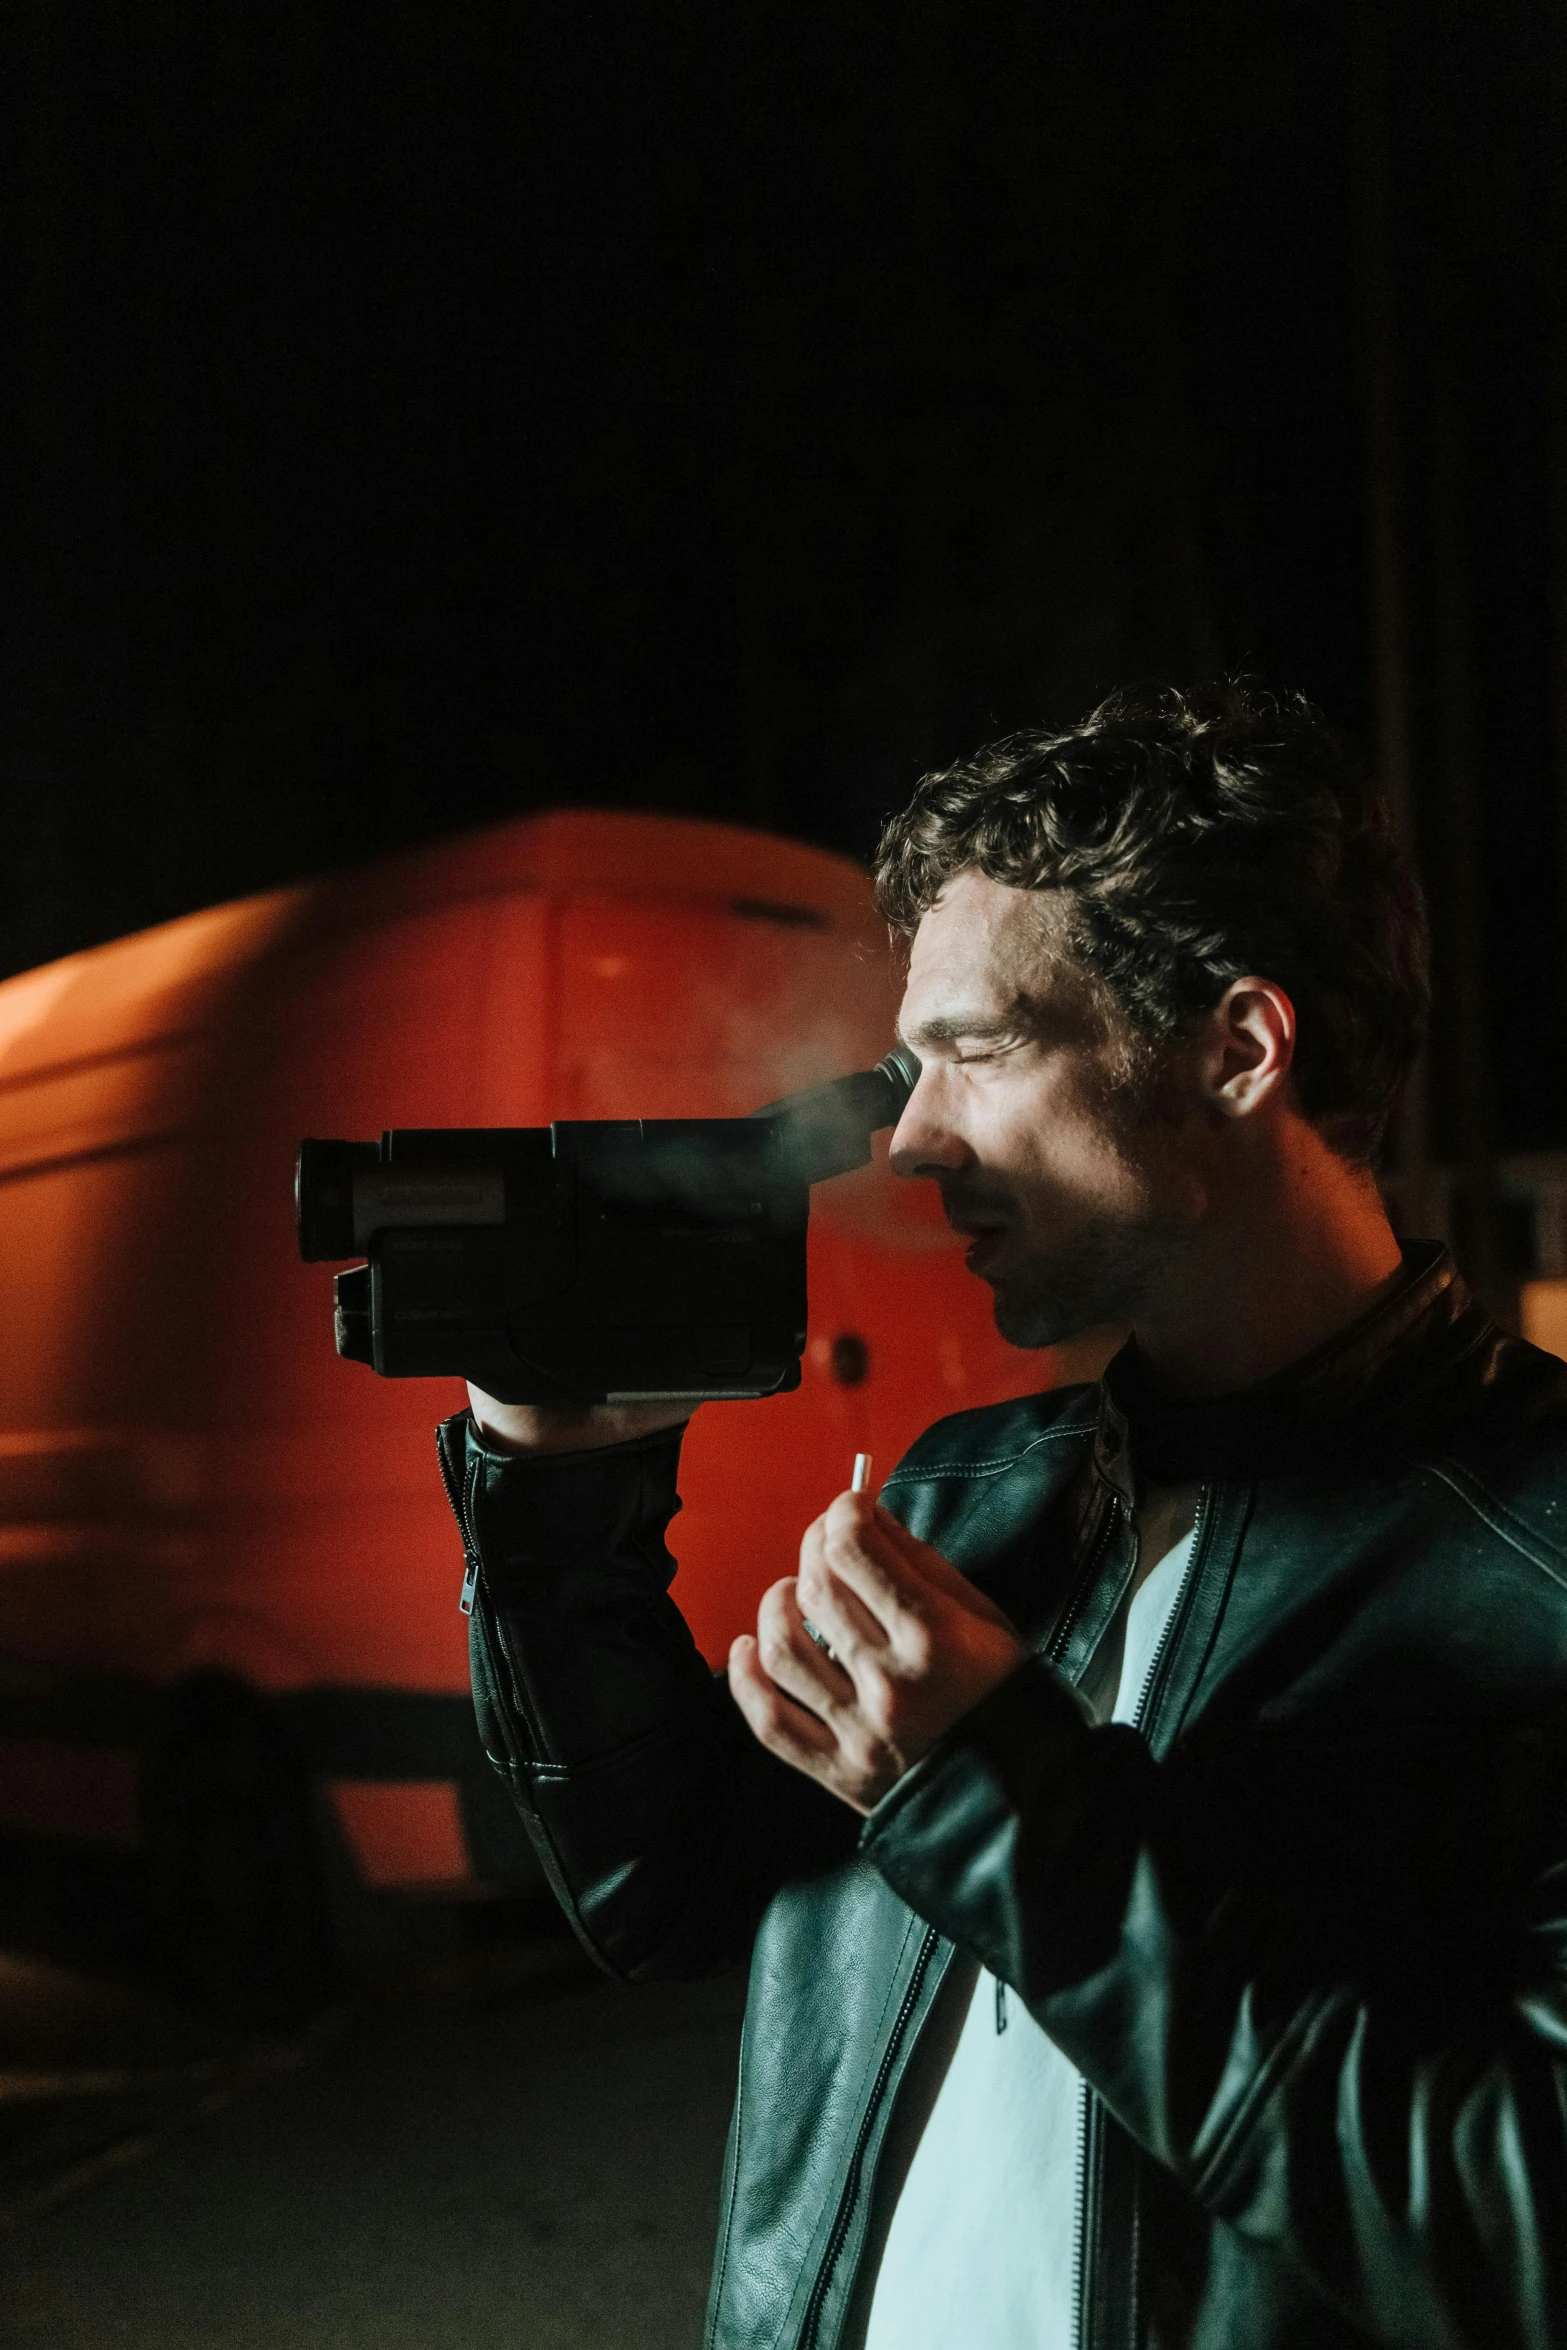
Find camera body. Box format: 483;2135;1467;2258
296;1046;918;1406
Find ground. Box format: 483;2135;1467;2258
0;1937;745;2350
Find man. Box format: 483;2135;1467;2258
439;681;1567;2348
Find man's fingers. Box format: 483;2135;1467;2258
816;1493;939;1636
797;1518;891;1662
728;1632;837;1762
815;1492;1021;1645
869;1506;1020;1630
754;1578;858;1716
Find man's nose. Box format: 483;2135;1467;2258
887;1071;974;1178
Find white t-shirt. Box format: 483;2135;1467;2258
863;1500;1197;2350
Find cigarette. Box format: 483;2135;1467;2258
851;1453;873;1494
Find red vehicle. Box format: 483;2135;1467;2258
0;812;1054;2012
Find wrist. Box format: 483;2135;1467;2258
465;1386;692;1457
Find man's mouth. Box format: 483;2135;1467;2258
947;1213;1010;1275
964;1230;1008;1275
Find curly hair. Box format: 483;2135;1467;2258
872;679;1429;1166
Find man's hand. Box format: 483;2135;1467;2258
466;1386;693;1457
728;1490;1025;1814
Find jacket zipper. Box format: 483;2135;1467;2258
436;1420;550;1760
1064;1492;1131;2350
1129;1484;1209;1737
1066;1480;1210;2350
1069;2081;1099;2350
1045;1488;1121;1669
436;1426;483;1615
798;1923;942;2350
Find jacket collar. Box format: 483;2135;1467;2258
1093;1242;1496;1487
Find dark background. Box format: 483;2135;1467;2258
7;1;1564;1157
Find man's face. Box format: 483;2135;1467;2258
889;870;1208;1347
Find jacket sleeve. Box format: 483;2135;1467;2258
861;1654;1567;2350
438;1410;858;1982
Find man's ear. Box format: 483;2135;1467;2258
1197;978;1296;1121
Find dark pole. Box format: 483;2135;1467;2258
891;0;960;776
1553;318;1567;1048
1428;281;1499;1312
1351;6;1436;1242
12;0;71;980
728;0;780;829
1543;318;1567;1286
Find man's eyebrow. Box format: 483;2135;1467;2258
900;989;1098;1053
897;1011;1024;1048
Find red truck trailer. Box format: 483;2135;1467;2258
0;811;1054;2014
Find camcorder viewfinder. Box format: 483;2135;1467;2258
295;1044;920;1406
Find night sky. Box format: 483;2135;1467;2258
7;1;1562;1149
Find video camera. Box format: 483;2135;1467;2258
295;1044;920;1406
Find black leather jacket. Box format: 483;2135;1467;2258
437;1247;1567;2349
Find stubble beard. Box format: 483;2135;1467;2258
984;1212;1186;1350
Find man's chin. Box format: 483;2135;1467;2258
984;1248;1152;1352
965;1216;1180;1354
988;1281;1095;1353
